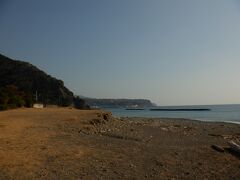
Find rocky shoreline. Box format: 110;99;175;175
0;108;239;179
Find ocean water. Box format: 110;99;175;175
103;104;240;124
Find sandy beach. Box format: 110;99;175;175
0;108;239;179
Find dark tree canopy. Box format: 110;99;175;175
0;85;33;110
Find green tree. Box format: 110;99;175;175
0;85;33;110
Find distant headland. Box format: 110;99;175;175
81;97;156;108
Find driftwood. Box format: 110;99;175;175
228;141;240;154
208;134;223;138
211;145;224;152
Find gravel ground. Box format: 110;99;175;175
0;108;239;179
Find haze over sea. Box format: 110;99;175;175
105;104;240;124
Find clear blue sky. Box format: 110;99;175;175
1;0;240;105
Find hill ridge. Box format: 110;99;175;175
0;53;74;106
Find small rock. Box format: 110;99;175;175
161;127;168;131
129;164;134;168
155;160;163;167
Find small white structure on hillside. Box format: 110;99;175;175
33;103;44;109
33;90;44;108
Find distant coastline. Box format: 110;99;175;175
150;108;211;111
104;104;240;124
82;98;156;108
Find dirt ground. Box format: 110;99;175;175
0;108;239;179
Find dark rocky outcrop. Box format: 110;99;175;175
73;96;90;109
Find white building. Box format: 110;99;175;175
33;103;44;109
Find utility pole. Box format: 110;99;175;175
35;90;38;102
